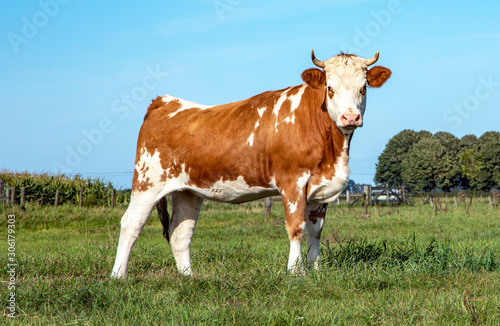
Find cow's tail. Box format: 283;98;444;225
156;196;170;242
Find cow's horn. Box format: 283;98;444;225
311;50;326;69
365;51;379;66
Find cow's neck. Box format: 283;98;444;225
308;112;351;174
307;86;353;169
330;123;352;165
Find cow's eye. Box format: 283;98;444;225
360;85;367;96
326;86;335;98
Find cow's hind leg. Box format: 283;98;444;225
169;190;204;275
306;203;327;270
111;190;160;279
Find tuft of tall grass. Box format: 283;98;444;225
321;235;498;273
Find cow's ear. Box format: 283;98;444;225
301;68;326;89
366;66;391;88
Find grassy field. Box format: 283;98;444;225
1;198;499;325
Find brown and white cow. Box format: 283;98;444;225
111;51;391;278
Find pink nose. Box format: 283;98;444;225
340;113;362;127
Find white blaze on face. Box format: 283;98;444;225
323;56;368;134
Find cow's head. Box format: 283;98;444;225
302;51;391;134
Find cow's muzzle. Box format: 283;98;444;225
340;113;363;128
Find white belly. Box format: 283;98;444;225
188;176;280;204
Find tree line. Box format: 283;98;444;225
374;130;500;192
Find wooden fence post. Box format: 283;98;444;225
364;185;372;206
346;190;350;205
79;189;83;208
401;184;406;204
20;187;25;208
55;189;60;208
10;188;16;205
0;179;5;203
386;183;390;206
489;196;493;208
111;189;116;208
264;197;272;219
453;196;458;208
5;188;10;204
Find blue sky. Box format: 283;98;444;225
1;0;499;189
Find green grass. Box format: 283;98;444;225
1;199;499;325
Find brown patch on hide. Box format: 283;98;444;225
308;204;327;224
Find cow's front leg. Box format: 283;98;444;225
280;181;309;274
306;202;327;270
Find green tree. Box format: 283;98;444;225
416;130;432;139
375;130;499;192
343;179;364;194
375;130;430;186
457;134;482;189
402;137;445;192
477;131;500;190
459;149;484;190
457;135;479;189
459;134;478;151
433;132;460;191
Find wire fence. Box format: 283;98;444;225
1;172;498;213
